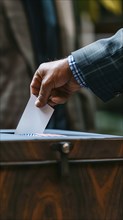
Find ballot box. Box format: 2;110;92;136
0;129;123;220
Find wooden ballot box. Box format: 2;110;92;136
0;129;123;220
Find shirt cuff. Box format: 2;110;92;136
68;55;87;87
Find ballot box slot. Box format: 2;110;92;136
0;131;15;134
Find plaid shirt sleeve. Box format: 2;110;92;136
68;55;87;87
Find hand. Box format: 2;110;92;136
30;58;81;107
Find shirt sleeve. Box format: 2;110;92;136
68;55;87;87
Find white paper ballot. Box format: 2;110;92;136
15;94;54;134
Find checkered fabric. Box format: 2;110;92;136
72;28;123;102
68;55;87;87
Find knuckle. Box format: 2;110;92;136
35;69;41;78
42;78;51;88
38;63;47;73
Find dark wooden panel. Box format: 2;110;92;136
0;161;123;220
0;139;123;162
0;132;123;220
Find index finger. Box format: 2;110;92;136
30;70;42;97
35;78;53;107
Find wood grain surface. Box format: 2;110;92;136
0;139;123;162
0;138;123;220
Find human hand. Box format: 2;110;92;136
30;58;81;107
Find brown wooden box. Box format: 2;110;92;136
0;129;123;220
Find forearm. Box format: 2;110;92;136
71;28;123;101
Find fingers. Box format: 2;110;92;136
30;58;74;107
50;96;68;105
47;96;68;107
30;69;42;97
30;67;52;107
35;77;54;107
48;89;71;106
